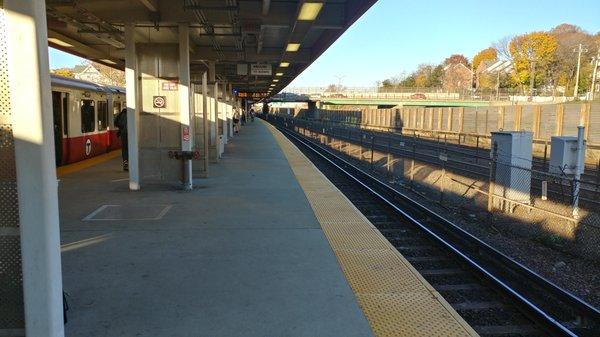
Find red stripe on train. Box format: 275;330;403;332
60;130;121;165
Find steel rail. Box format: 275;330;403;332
272;119;600;337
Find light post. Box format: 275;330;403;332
572;43;588;99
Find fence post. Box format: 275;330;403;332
459;107;465;132
543;140;548;169
498;106;505;130
428;108;434;130
514;105;522;130
359;131;364;161
572;126;585;219
475;136;480;164
387;138;393;177
533;105;541;139
440;135;448;204
556;104;564;136
370;135;375;171
580;103;591;140
487;142;498;212
410;130;416;186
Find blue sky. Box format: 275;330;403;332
49;0;600;88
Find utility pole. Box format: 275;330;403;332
573;43;588;99
529;60;536;99
526;46;536;100
590;48;599;101
334;75;345;92
496;70;501;101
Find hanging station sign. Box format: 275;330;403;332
250;63;272;76
236;92;268;99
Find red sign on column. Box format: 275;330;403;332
182;126;190;141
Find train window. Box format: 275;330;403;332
113;101;121;119
62;93;69;136
97;101;108;131
80;99;95;133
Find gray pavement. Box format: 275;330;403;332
59;120;374;337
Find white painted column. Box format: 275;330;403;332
5;1;65;336
208;61;217;156
221;81;228;144
213;82;221;158
125;23;140;190
178;23;192;190
202;72;209;174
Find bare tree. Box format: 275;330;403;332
493;36;514;60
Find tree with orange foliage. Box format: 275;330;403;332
473;48;498;72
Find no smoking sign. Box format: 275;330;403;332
153;96;166;108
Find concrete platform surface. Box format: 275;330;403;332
59;120;373;337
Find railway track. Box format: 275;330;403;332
270;119;600;337
296;120;600;209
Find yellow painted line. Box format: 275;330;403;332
264;120;478;337
57;150;121;177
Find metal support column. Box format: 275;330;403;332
4;1;65;336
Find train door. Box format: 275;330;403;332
51;91;62;165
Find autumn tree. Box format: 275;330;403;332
509;32;558;91
52;68;75;78
473;48;498;71
472;48;498;90
548;24;595;95
443;54;470;68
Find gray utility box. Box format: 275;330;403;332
549;136;585;175
491;131;533;212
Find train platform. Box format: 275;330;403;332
58;120;477;337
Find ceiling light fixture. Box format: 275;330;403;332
286;43;300;52
298;2;324;21
280;62;290;67
276;72;284;76
48;38;73;48
100;59;117;65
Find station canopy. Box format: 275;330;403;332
46;0;377;95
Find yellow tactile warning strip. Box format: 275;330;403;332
264;121;479;337
56;150;121;177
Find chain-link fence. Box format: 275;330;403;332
266;113;600;258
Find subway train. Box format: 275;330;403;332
50;75;125;166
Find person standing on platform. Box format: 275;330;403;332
114;108;128;171
249;108;255;122
241;109;246;126
233;109;240;134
